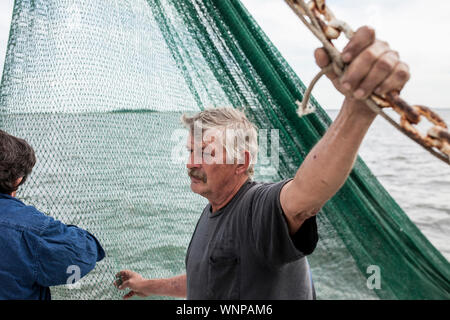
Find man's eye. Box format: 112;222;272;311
203;150;215;157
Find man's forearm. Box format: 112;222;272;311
290;98;376;213
141;274;187;298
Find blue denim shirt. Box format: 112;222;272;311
0;193;105;299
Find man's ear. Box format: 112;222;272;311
15;177;23;187
235;150;250;175
10;177;23;196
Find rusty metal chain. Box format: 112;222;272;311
285;0;450;165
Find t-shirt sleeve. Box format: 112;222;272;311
249;179;318;268
33;216;105;287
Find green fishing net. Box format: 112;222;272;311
0;0;448;299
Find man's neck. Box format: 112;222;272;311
209;176;249;213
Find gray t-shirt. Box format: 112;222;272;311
186;179;318;300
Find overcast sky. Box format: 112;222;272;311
0;0;449;110
240;0;450;110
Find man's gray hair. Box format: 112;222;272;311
181;107;258;177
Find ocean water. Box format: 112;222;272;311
329;108;450;261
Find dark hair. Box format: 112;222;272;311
0;130;36;194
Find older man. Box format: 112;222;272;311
116;26;410;299
0;130;105;299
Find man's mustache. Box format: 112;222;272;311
187;168;207;183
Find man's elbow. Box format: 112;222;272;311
285;205;321;236
73;231;106;279
284;197;323;220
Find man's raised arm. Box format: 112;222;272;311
280;26;410;234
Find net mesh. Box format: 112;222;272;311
1;0;449;299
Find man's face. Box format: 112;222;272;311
186;132;237;198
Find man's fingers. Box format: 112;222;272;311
314;26;409;99
353;50;400;99
123;290;136;300
118;280;130;290
340;40;390;93
114;270;128;288
342;26;375;63
314;47;338;81
115;270;126;280
374;62;410;96
314;47;329;68
116;270;133;282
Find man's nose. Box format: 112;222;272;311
186;152;202;169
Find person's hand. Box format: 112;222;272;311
114;270;149;299
314;26;410;115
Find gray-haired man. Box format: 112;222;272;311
115;26;410;299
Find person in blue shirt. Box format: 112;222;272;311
0;129;105;300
